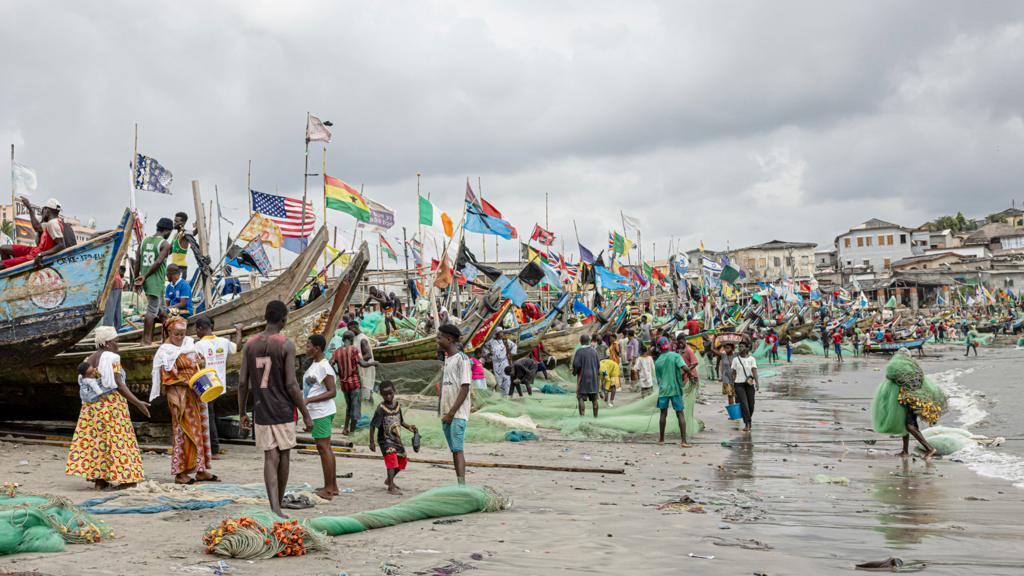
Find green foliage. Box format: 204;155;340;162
931;211;978;233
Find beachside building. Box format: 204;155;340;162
962;222;1021;255
988;207;1024;228
0;204;97;244
834;218;915;274
729;240;816;282
814;248;837;273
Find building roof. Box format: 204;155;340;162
733;239;817;251
991;207;1024;218
850;218;905;231
891;252;965;268
962;222;1019;245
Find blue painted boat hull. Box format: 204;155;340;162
0;211;132;371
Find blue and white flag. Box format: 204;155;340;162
702;255;723;275
673;253;690;276
134;154;173;195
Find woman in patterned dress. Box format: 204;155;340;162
151;316;219;484
66;326;150;490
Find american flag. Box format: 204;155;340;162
250;190;316;238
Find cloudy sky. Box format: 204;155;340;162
3;1;1024;264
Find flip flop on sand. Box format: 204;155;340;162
195;474;221;483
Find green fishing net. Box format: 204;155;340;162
871;352;947;436
205;486;508;559
0;493;114;556
922;426;973;456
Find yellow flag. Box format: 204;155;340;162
325;244;351;266
238;214;284;248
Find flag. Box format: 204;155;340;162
573;297;594;317
134;154;173;195
434;252;454;289
702;256;723;274
608;231;633;256
379;234;397;262
455;239;502;281
884;296;897;308
12;162;37;195
238;236;272;277
538;260;562;288
595;265;630;291
306;115;332;143
720;265;740;284
518;261;545;287
672;253;689;276
465;179;479;205
463;200;516;239
237;213;284;249
500;277;529;307
250;190;317;253
480;197;502;219
407;239;422;267
324;175;371;222
699;241;705;253
522;243;550;264
936;293;947;306
325;244;352;267
419;195;453;237
578;243;595;264
530;224;555;246
356;199;395;232
621;213;642;231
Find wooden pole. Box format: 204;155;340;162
9;144;14;230
301;111;310;253
478;176;485;262
130;123;138;213
300;449;625;474
322;144;328;270
191;180;214;309
332;226;338;277
247;159;252;217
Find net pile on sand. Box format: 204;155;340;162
204;485;510;560
0;489;114;556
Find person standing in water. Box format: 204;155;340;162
731;341;759;432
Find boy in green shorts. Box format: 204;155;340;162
303;334;339;499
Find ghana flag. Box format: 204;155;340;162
325;174;371;222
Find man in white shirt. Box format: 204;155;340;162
195;317;243;458
437;323;472;485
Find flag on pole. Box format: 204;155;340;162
530;224;555;246
621;213;642;231
701;255;723;274
379;234;398;262
134;154;173;195
356;199;395;232
463;200;515;239
306;115;332;143
608;231;633;256
465;179;479;205
11;162;37;195
229;236;272;277
419;195;453;237
324;175;371;222
250;190;316;253
578;243;595;264
237;213;285;248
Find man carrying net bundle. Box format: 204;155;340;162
871;349;946;459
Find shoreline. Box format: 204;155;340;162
2;345;1023;575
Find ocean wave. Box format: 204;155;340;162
930;368;987;427
949;445;1024;490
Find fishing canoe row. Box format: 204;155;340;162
0;242;371;421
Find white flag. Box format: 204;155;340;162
621;213;642;231
306;115;332;143
12;162;37;195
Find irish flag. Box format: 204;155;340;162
419;195;453;237
325;174;370;222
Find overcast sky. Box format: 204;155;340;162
3;1;1024;264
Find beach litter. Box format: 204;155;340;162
854;557;928;572
706;536;773;551
687;553;715;560
813;474;850;486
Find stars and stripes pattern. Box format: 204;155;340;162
250;190;316;238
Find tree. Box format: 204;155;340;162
0;219;13;239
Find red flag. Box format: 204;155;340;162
530;224;555;246
481;198;502;218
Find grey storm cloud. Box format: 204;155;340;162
2;0;1023;261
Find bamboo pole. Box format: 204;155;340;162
298;449;625;474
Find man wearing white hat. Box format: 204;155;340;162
0;196;68;269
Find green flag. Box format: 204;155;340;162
720;265;740;284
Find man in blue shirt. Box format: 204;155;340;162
164;264;194;317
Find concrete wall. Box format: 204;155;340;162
733;246;815;281
836;226;914;272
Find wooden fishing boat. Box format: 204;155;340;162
511;292;571;358
0;241;369;421
111;226;330;344
538;323;590;360
373;273;522;362
863;336;928;354
0;210;134;371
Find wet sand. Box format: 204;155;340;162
2;345;1023;575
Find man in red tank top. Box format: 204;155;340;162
0;197;67;268
239;300;313;517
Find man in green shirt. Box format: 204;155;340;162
134;217;173;345
654;338;691;448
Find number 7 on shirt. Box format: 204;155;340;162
255;356;272;388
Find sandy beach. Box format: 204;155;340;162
2;344;1023;576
